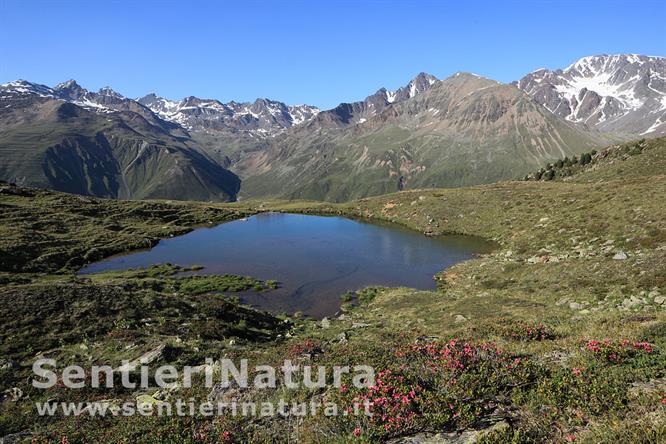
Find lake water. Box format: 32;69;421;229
80;213;494;318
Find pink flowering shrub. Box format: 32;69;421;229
585;339;654;364
193;423;235;443
331;338;539;440
286;339;323;358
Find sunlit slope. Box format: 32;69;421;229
239;73;619;202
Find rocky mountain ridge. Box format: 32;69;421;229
0;80;240;201
137;93;320;138
515;54;666;136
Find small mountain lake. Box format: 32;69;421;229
80;213;494;318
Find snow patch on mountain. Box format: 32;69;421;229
381;72;438;103
0;80;57;99
138;94;320;136
0;80;119;113
515;54;666;135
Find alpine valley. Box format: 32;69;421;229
1;54;664;202
2;47;666;443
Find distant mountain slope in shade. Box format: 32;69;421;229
237;73;618;202
0;80;240;201
515;54;666;136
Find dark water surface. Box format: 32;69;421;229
80;213;494;318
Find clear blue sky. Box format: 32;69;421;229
1;0;665;109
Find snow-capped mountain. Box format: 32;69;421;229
0;80;240;201
0;79;321;139
1;60;661;203
137;73;436;139
0;79;161;119
515;54;666;135
137;93;320;137
0;79;58;99
1;79;118;112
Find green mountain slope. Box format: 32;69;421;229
522;137;666;183
238;74;622;202
0;91;240;201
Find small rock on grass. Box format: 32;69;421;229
352;322;371;329
648;289;661;299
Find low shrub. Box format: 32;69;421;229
585;339;654;364
330;339;540;440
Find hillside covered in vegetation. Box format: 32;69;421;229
0;137;665;443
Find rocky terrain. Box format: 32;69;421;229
515;54;666;136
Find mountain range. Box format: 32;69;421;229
1;54;664;202
237;72;613;201
0;80;240;201
514;54;666;135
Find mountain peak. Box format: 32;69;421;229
450;72;489;80
0;79;56;98
54;79;87;100
2;79;33;87
516;53;666;135
564;54;665;73
253;98;277;106
97;86;123;99
139;92;160;101
381;72;439;104
413;72;438;84
54;79;81;90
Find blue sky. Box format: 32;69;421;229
1;0;665;109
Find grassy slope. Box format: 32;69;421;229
0;189;257;273
0;137;665;442
245;137;666;442
277;138;665;332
